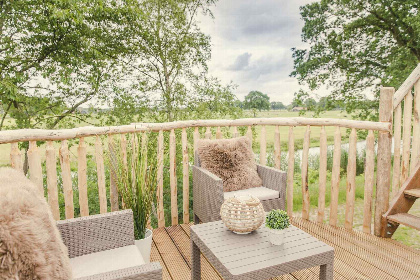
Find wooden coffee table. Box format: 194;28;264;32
191;220;334;280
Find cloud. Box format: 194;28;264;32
227;52;252;71
212;0;309;47
198;0;325;104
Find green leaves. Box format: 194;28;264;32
265;209;290;230
292;0;420;121
244;91;271;113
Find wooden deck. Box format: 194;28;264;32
151;218;420;280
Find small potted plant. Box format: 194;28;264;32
265;209;290;245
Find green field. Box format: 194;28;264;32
244;109;352;145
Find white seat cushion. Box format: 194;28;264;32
224;186;279;201
70;245;145;279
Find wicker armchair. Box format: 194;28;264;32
57;210;162;280
193;152;287;224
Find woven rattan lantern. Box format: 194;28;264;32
220;195;264;234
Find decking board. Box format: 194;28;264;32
295;217;420;279
152;219;419;280
153;227;191;279
293;219;404;280
165;225;223;280
151;241;172;280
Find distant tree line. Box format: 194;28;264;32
235;91;342;115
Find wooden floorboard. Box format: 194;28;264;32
294;219;397;280
151;241;172;280
152;220;419;280
293;218;417;280
153;227;191;280
166;225;223;280
300;219;420;275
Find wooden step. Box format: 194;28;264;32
387;213;420;231
404;189;420;199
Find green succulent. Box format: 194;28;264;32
265;210;290;230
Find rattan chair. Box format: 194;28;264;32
57;209;162;280
193;152;287;224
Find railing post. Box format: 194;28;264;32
374;87;394;237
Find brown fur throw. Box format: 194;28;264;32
0;167;72;280
197;136;262;192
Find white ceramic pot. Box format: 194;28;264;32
268;228;285;245
135;229;153;263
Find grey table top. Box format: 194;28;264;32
191;220;334;278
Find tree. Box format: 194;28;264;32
244;91;270;117
0;0;136;130
291;0;420;120
304;98;317;108
121;0;239;122
270;101;286;110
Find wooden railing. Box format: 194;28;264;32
1;118;392;233
392;64;420;197
0;88;402;236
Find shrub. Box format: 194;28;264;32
265;209;290;230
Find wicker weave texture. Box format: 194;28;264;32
57;210;135;258
77;263;162;280
193;152;286;223
57;210;162;280
220;196;264;233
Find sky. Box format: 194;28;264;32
198;0;326;104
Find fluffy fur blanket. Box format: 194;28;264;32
197;136;262;192
0;167;72;279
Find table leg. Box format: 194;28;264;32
320;262;333;280
194;214;200;225
191;238;201;280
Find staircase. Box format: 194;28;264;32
383;162;420;237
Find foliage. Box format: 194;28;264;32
243;91;270;117
291;0;420;120
270;101;286;110
1;0;240;130
265;210;290;230
118;0;240;122
107;134;157;239
0;0;135;130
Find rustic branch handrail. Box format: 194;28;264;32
0;117;392;144
393;63;420;109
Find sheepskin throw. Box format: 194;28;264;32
0;167;72;280
197;136;262;192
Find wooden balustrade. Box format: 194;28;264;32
286;126;294;217
78;137;89;217
301;125;310;220
375;87;394;237
274;126;281;170
0;115;397;234
329;127;341;227
182;128;189;223
345;128;357;230
95;136;107;214
157;130;165;227
317;126;327;224
59;140;74;219
363;130;375;234
169;129;178;225
45;141;60;220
